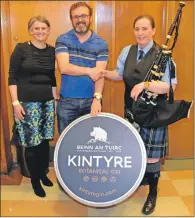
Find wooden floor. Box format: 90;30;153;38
1;168;194;217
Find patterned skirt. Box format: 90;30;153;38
125;106;168;159
15;100;55;147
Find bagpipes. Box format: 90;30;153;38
131;1;193;128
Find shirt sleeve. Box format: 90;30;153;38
96;41;109;62
161;58;177;84
8;43;23;86
115;45;131;77
55;35;69;55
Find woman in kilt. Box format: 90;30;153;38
8;16;57;198
100;15;177;215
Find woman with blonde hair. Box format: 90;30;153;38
8;16;57;197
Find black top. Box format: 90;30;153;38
8;41;56;102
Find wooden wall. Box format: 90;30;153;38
1;1;194;175
167;1;194;158
1;1;13;174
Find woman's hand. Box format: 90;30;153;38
54;97;59;114
99;70;122;81
130;82;144;101
14;104;25;120
88;68;103;82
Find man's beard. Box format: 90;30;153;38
74;21;91;35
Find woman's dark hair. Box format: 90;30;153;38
133;15;155;29
69;2;93;19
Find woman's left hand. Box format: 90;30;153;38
130;82;144;101
54;96;59;114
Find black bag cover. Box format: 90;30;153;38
131;97;193;128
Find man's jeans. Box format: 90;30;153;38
57;97;93;134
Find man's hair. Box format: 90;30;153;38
69;2;93;19
133;15;155;29
28;15;50;31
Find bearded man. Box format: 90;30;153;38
55;2;108;134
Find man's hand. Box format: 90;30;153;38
90;98;101;116
98;70;106;78
14;104;26;120
88;68;104;82
130;82;144;101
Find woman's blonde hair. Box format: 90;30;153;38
28;15;50;31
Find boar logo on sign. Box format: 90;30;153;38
90;127;107;142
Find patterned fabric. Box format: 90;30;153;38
125;106;168;158
15;100;55;147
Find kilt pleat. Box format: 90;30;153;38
125;106;168;158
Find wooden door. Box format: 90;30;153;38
168;1;194;158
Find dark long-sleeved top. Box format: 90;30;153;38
8;41;56;102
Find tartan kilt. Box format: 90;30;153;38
125;106;168;158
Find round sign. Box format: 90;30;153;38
54;113;146;207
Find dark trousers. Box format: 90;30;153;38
57;97;93;134
24;140;49;180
